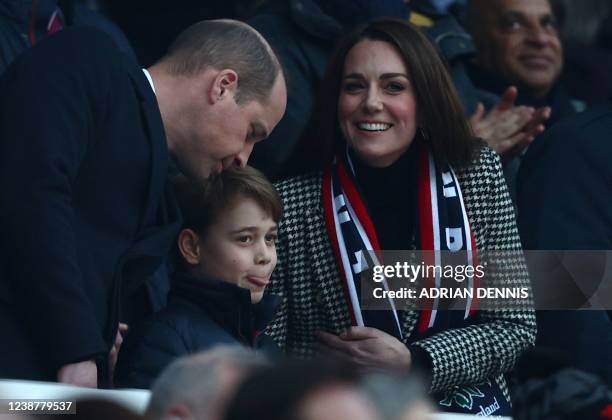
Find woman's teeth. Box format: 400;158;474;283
357;122;391;131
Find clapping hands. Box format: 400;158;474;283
470;86;551;160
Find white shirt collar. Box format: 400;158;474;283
142;69;156;95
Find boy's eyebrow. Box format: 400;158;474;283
229;226;259;234
229;225;278;234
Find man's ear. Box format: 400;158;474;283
163;403;193;420
177;228;202;265
209;69;239;103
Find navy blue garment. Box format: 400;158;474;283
0;27;180;385
115;272;282;389
513;368;612;420
0;0;136;75
518;105;612;251
562;46;612;106
517;104;612;386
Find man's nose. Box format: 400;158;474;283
525;24;553;46
234;141;256;168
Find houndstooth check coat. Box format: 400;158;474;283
267;146;536;395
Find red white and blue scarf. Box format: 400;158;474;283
322;144;479;339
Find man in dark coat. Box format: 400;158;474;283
0;20;286;387
517;104;612;386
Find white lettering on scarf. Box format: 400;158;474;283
335;194;351;223
446;227;464;251
352;250;369;274
442;171;457;198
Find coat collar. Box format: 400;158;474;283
170;272;282;344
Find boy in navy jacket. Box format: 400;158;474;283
116;166;283;388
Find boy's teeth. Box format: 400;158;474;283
358;123;391;131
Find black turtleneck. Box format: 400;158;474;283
351;146;418;251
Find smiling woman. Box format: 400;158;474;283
269;18;535;416
285;18;475;175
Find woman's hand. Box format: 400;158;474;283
315;326;411;371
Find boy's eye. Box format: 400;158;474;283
265;233;278;244
237;235;252;244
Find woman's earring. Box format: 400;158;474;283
418;127;428;141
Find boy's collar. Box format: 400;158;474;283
169;271;281;339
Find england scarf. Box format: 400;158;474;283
322;144;480;339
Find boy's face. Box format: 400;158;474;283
196;196;278;303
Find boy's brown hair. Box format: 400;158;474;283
172;165;283;236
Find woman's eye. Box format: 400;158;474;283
386;82;405;93
237;235;252;244
265;234;278;244
342;82;364;93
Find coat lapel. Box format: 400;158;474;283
125;60;169;231
118;61;181;297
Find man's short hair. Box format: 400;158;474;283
146;346;269;420
173;165;283;236
163;19;281;104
